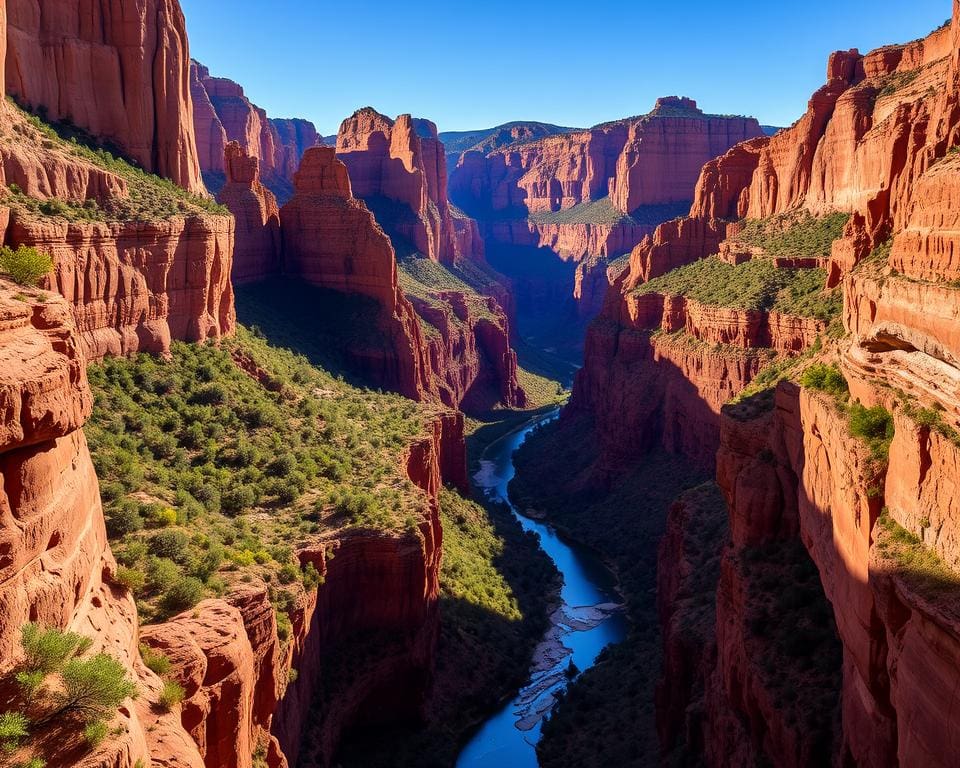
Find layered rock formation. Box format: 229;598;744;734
190;61;320;201
217;141;281;284
5;0;204;193
0;283;208;768
336;108;483;264
279;146;433;400
449;99;763;328
566;7;960;767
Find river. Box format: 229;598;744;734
455;410;628;767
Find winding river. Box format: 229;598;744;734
456;411;628;767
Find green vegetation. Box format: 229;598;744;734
508;415;710;767
901;399;960;447
800;362;849;398
157;681;186;712
798;362;894;463
0;624;137;765
876;512;960;604
332;489;558;768
877;68;921;98
4;100;227;222
732;211;850;260
86;329;433;623
634;256;841;321
0;245;53;287
527;198;687;227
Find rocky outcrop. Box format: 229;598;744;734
449;99;760;322
217;141;281;284
279;146;432;400
336;108;483;264
190;61;319;201
5;212;236;360
6;0;204;193
0;283;206;768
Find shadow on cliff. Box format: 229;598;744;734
235;278;396;390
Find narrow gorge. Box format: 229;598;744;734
1;1;959;768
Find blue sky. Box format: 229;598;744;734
180;0;949;136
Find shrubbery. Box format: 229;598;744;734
86;329;431;623
0;624;137;764
0;246;52;287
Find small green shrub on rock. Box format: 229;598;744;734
0;246;52;287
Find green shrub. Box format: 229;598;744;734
150;530;191;563
139;646;171;677
16;758;46;768
20;623;91;675
54;653;138;723
113;566;146;594
0;711;29;753
848;404;894;461
0;245;52;287
83;720;108;748
157;680;185;712
160;577;204;616
275;611;292;642
105;501;144;537
146;557;182;593
14;670;45;696
799;363;849;398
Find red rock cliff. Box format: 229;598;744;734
6;0;204;193
190;61;319;201
336;108;483;265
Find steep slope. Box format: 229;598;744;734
6;0;205;193
190;61;320;202
540;7;960;767
439;121;577;172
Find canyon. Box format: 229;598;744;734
2;0;960;767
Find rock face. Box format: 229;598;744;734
0;283;206;768
279;146;433;400
0;276;466;768
336;108;483;265
6;0;204;193
575;8;960;768
190;61;320;201
217;142;281;284
448;99;763;326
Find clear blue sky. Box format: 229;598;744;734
180;0;949;136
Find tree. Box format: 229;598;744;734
51;653;137;723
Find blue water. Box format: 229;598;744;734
456;411;628;768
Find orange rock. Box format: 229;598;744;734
6;0;204;193
217;142;281;284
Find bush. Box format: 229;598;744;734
146;557;181;593
160;577;204;616
800;363;849;398
139;646;171;677
157;680;185;712
105;501;144;537
113;566;146;594
848;403;894;460
20;623;91;675
0;245;53;287
83;720;108;748
54;653;138;723
0;711;29;753
150;530;191;563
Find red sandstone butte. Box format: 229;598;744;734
6;0;204;193
336;107;483;264
217;141;281;284
279;146;433;400
190;61;319;199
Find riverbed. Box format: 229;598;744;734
456;411;628;767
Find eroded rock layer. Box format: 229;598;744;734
6;0;204;193
190;61;320;201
